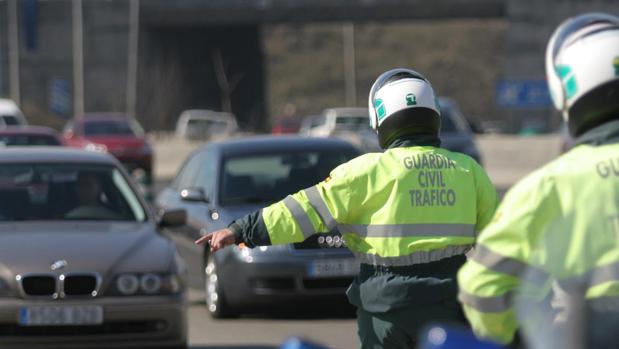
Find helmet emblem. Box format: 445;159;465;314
614;56;619;76
406;93;417;106
50;260;68;271
374;99;386;120
556;64;578;100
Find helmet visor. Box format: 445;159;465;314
549;12;619;63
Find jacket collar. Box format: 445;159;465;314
576;119;619;146
386;135;441;149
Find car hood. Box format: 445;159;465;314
0;222;174;279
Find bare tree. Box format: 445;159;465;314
211;48;244;113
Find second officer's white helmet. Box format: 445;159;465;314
546;12;619;136
368;69;441;148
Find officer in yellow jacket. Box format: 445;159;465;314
458;13;619;347
197;68;498;348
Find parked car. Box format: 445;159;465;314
299;108;381;152
0;147;187;348
438;97;483;164
0;99;27;128
0;126;63;147
175;109;238;141
63;114;153;181
299;103;482;163
156;136;360;318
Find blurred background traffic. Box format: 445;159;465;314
0;0;613;348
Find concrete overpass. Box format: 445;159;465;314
141;0;506;25
7;0;614;133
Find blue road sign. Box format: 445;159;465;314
496;80;552;108
49;78;71;117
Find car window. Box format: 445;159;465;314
193;150;217;199
0;163;146;222
0;134;61;146
219;149;357;205
334;115;369;131
2;115;20;126
186;119;229;138
83;120;140;136
171;151;203;190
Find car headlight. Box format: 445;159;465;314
116;274;140;295
85;142;108;153
140;273;162;294
115;273;183;296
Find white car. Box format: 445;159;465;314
0;99;27;127
175;109;237;141
299;107;370;137
299;108;381;153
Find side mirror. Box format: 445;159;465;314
158;208;187;227
180;187;208;202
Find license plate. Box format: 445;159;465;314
308;259;360;277
19;306;103;326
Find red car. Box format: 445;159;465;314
63;114;153;181
0;126;64;146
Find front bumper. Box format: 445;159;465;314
220;248;357;307
0;294;186;349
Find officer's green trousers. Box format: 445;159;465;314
356;299;465;349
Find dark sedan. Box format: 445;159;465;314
156;136;360;318
0;148;187;348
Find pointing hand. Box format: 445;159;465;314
194;228;236;252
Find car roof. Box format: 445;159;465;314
0;98;21;113
0;147;118;164
0;126;60;136
204;135;359;157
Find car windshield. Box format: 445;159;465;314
0;134;61;146
2;115;20;126
187;119;230;135
334;115;369;131
0;163;146;222
220;149;356;205
83;120;143;137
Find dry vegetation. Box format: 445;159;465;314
264;19;508;124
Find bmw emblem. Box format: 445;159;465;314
50;260;68;271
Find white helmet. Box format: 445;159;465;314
368;68;441;148
546;12;619;136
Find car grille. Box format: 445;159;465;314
18;273;99;298
63;275;98;296
293;231;348;250
0;321;167;336
21;276;55;296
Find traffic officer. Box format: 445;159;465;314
197;68;498;348
458;12;619;347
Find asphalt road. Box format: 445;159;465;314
153;180;510;349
